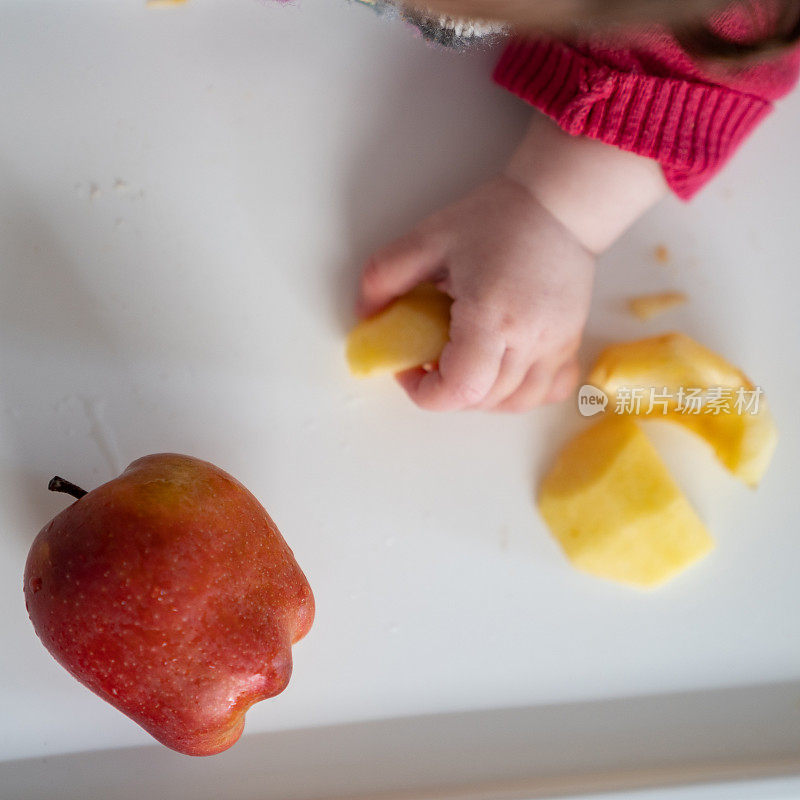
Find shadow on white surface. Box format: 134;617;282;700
2;680;800;800
0;166;126;541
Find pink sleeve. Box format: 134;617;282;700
493;9;800;199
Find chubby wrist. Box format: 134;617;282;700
504;113;668;254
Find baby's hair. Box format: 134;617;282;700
410;0;800;61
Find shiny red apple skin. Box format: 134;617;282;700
23;454;314;756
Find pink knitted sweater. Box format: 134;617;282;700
493;7;800;198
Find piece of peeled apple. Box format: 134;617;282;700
538;416;714;589
587;333;777;487
346;283;452;377
628;291;688;321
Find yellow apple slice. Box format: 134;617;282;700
346;283;452;377
587;333;777;487
538;416;714;589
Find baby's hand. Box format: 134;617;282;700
356;175;594;412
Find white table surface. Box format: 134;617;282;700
1;0;799;781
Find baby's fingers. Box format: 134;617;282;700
358;229;445;318
494;357;579;413
475;346;531;410
544;358;581;404
396;314;504;412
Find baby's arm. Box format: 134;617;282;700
358;6;800;413
505;112;666;254
356;113;665;412
495;23;800;200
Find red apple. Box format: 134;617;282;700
23;454;314;756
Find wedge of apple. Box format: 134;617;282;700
538;416;714;588
587;333;777;487
346;283;451;377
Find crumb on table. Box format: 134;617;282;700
628;291;688;321
653;244;670;265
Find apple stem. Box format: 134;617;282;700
48;476;88;500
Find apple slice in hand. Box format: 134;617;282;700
346;283;452;377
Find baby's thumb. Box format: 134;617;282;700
357;230;444;319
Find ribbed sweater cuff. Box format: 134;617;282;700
493;39;772;199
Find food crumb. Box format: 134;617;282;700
653;244;670;265
113;179;129;193
89;183;101;200
628;291;688;321
499;525;510;550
